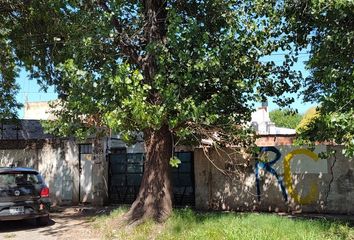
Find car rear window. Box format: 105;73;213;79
0;172;42;186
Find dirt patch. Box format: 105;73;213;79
0;206;115;240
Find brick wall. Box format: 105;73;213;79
255;134;296;146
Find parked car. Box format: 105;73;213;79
0;167;51;225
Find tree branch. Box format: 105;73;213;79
97;0;141;66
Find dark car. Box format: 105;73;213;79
0;167;51;226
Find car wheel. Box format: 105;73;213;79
36;215;49;226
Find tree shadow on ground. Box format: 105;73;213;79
0;218;56;233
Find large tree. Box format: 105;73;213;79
1;0;301;222
285;0;354;156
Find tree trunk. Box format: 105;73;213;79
123;0;171;224
124;124;173;223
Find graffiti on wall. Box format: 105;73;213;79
255;146;324;204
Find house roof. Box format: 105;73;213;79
0;120;53;140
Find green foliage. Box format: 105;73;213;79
296;109;354;157
285;1;354;156
169;156;181;168
269;109;302;129
1;0;352;156
296;107;318;132
0;0;303;146
0;76;21;120
0;16;22;120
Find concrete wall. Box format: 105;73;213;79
23;101;56;120
0;137;110;206
0;139;80;206
3;137;352;215
194;145;354;214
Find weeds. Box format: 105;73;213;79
92;207;353;240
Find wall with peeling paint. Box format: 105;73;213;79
0;139;80;206
2;136;353;214
194;145;354;214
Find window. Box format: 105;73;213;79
0;172;41;186
79;144;92;154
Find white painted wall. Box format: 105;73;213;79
23;101;56;120
0;140;79;205
251;107;296;135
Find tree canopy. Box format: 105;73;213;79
269;109;302;129
285;0;354;156
0;20;21;120
0;0;305;221
296;107;318;132
0;0;304;146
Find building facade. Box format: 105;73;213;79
1;102;351;214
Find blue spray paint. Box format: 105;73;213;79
255;146;288;202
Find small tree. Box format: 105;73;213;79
296;107;318;132
2;0;302;222
269;109;302;129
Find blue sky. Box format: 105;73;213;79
15;56;315;118
263;52;315;113
16;69;58;118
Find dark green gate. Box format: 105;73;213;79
108;151;195;206
171;152;195;205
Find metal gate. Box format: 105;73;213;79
108;152;144;204
108;151;195;206
171;152;195;205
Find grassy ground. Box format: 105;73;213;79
91;207;353;240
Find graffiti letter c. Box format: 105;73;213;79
283;149;319;204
